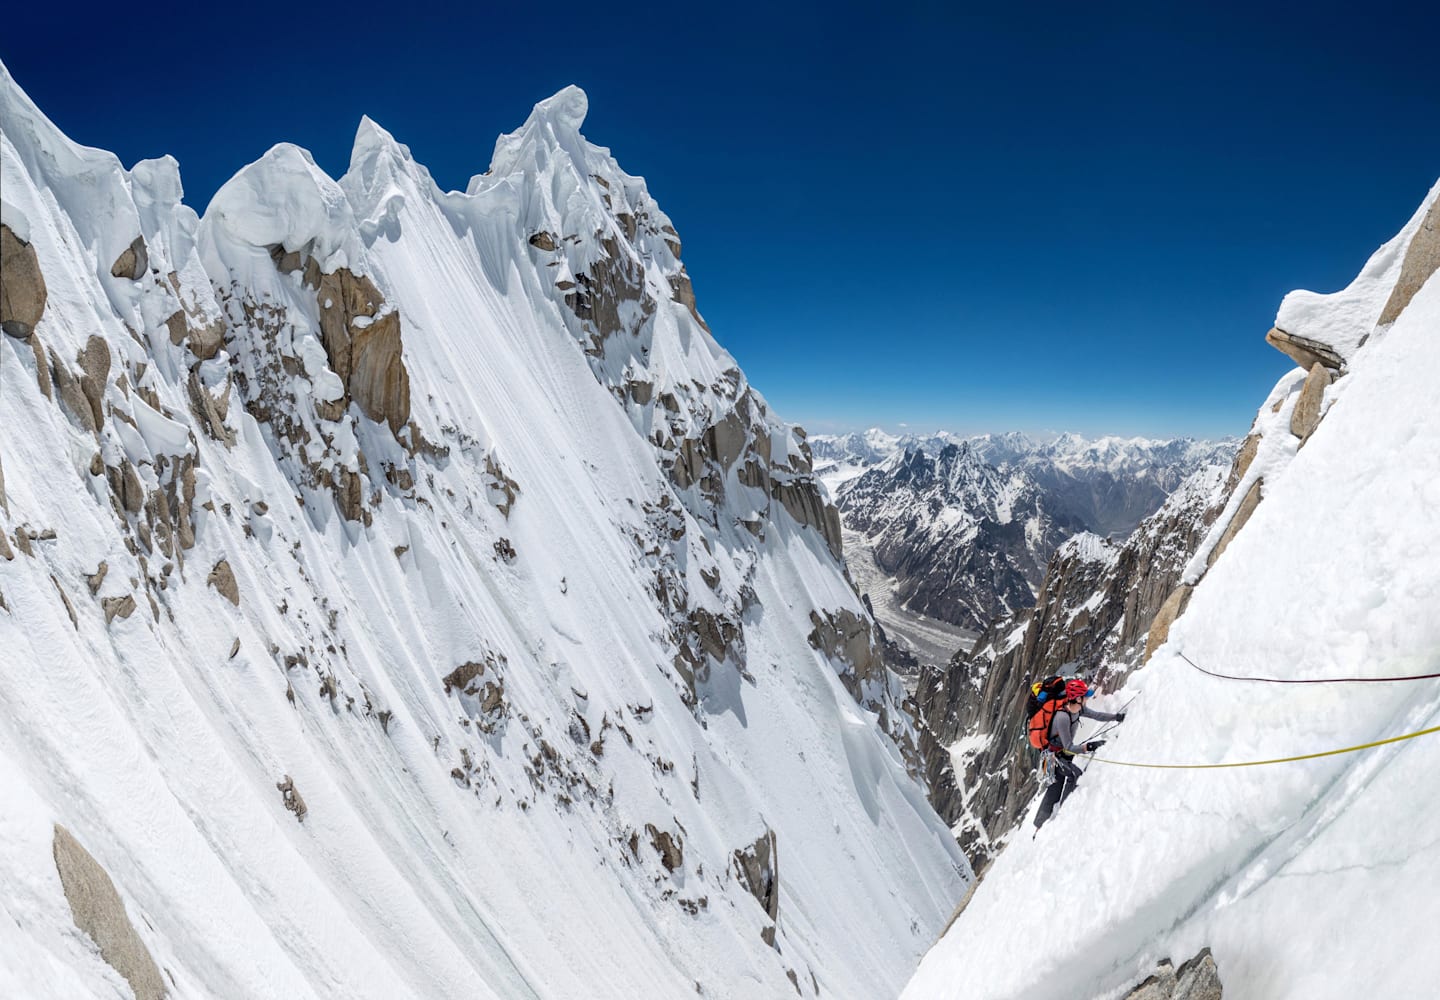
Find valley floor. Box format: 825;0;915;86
841;528;976;685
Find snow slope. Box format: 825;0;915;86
0;63;967;1000
903;182;1440;999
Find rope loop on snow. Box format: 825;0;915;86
1081;722;1440;769
1179;651;1440;685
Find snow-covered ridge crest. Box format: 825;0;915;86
1;61;966;1000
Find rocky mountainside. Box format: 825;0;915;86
0;65;968;1000
835;442;1085;631
817;430;1233;538
968;432;1237;538
913;460;1233;867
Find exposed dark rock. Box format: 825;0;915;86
1121;948;1223;1000
110;236;149;281
276;775;308;822
102;595;137;624
645;823;684;871
52;575;78;629
731;829;779;925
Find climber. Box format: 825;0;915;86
1032;678;1125;833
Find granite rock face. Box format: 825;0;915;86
1;223;47;339
913;460;1232;868
52;824;167;1000
838;444;1084;631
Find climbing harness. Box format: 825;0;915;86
1082;721;1440;770
1179;650;1440;685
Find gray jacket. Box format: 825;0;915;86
1049;703;1119;755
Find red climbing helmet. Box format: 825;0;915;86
1064;678;1090;701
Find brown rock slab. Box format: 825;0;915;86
276;775;308;822
52;576;79;629
52;824;167;1000
1265;326;1343;371
110;236;149;281
1290;363;1332;443
78;335;111;431
87;561;109;595
187;317;225;361
50;349;98;435
349;310;410;432
207;559;240;606
645;823;684;871
102;595;137;624
1207;478;1263;570
1144;584;1193;663
1;223;47;339
731;829;779;923
1378;194;1440;326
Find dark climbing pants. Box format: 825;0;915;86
1034;755;1083;830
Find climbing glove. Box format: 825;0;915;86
1116;712;1127;723
1083;740;1106;753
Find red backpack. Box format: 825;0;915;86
1025;676;1069;750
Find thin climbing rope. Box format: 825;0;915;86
1081;721;1440;769
1180;651;1440;685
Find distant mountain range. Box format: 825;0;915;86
815;430;1236;631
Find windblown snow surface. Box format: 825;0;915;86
0;64;967;999
903;183;1440;999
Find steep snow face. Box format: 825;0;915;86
904;183;1440;1000
0;62;968;1000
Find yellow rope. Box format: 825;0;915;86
1083;723;1440;769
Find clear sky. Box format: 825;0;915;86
5;2;1438;439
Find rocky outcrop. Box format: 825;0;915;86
110;236;149;281
1;223;47;339
914;461;1231;868
645;823;684;871
52;824;167;1000
1143;584;1192;663
731;828;779;940
270;249;411;433
207;559;240;606
1205;478;1262;570
1378;193;1440;326
1290;363;1332;443
102;595;137;624
1121;948;1223;1000
276;775;308;822
838;444;1083;630
772;475;843;560
1264;327;1344;372
78;335;111;432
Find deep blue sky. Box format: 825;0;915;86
5;2;1438;439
